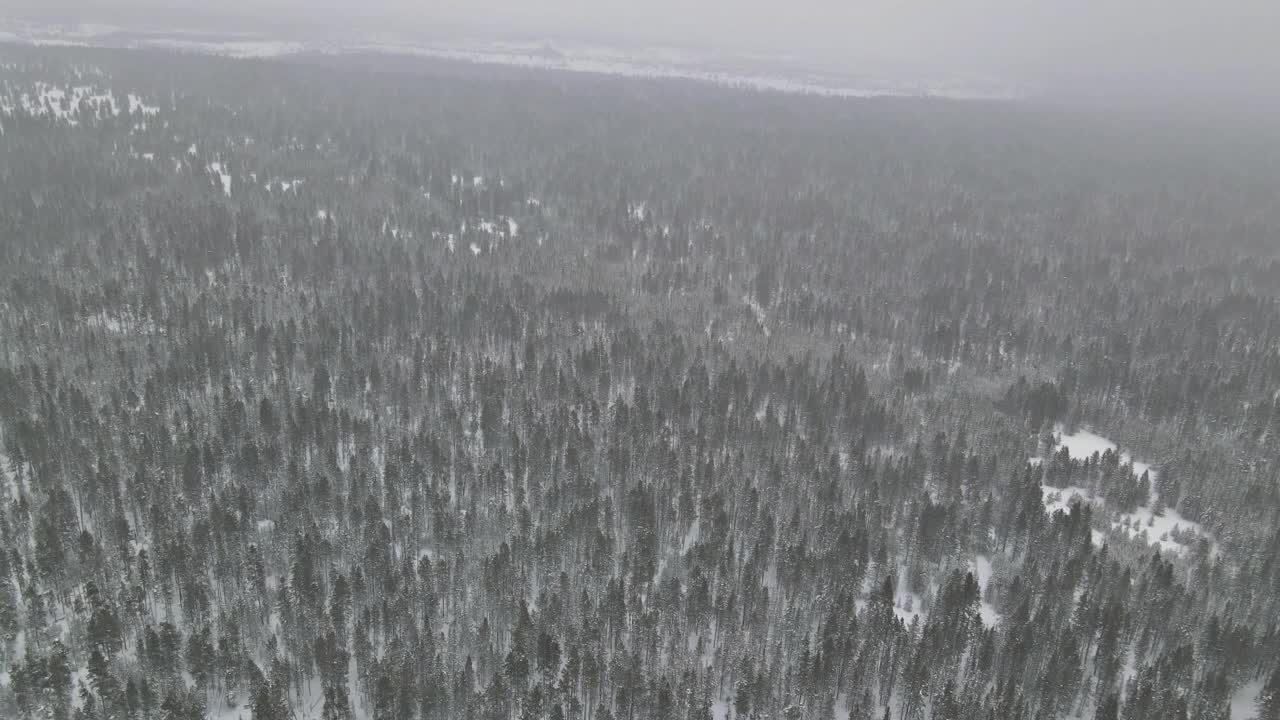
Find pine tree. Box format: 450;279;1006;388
1259;668;1280;720
87;647;119;708
0;577;17;643
252;680;285;720
323;685;354;720
186;625;216;688
1094;692;1119;720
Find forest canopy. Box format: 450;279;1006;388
0;44;1279;720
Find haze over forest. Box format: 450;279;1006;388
8;0;1280;105
2;3;1280;720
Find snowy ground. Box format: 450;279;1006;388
970;555;1000;626
1040;427;1213;555
208;161;232;196
1054;426;1154;479
1042;485;1102;515
0;79;162;132
742;296;770;337
2;83;132;123
893;568;924;625
270;178;304;193
145;39;307;58
84;311;159;335
1231;679;1262;720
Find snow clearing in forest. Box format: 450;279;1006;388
0;81;163;127
207;162;232;196
1040;427;1213;555
970;555;1001;626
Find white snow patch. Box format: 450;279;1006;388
142;39;306;58
1052;426;1155;479
976;568;999;624
893;569;923;625
207;162;231;196
681;521;701;554
1054;427;1119;463
1044;428;1213;554
894;598;921;625
70;668;89;709
126;93;159;115
970;555;1000;625
6;82;136;124
474;217;519;238
743;295;770;337
1114;505;1211;557
84;311;159;335
1042;485;1103;516
270;178;303;193
1231;679;1262;720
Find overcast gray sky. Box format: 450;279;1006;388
13;0;1280;98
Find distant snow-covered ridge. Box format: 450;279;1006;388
143;38;307;59
344;41;1019;100
0;21;1020;100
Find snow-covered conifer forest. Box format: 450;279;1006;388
1;44;1280;720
